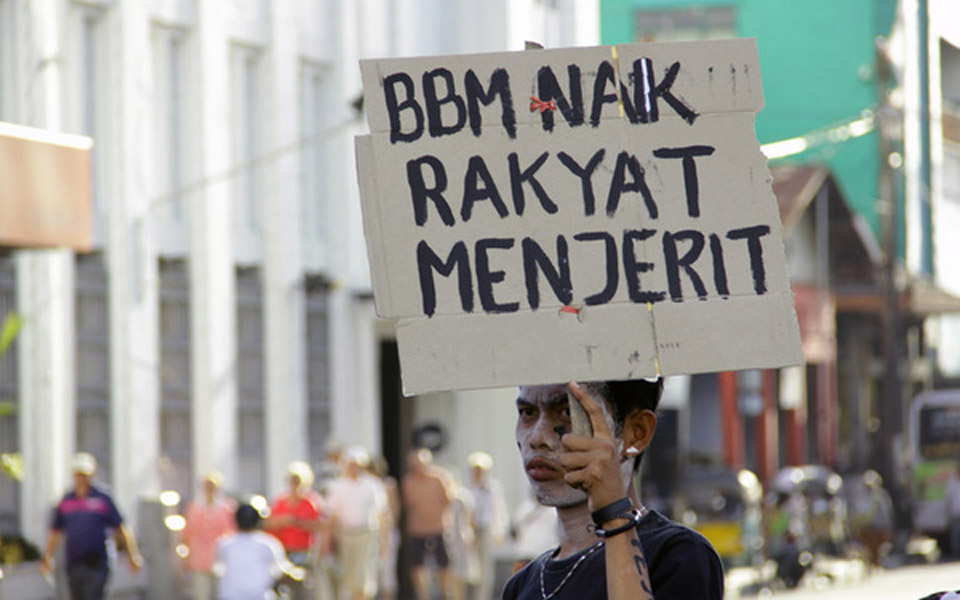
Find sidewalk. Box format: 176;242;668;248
726;550;958;600
726;554;871;599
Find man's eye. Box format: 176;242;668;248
518;407;536;418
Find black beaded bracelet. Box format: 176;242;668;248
594;509;643;538
591;497;633;527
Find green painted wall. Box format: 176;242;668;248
601;0;898;235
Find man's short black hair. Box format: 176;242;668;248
597;378;664;433
595;378;664;471
235;504;261;531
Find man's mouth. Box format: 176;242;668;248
525;457;561;481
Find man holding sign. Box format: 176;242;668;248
503;379;723;599
355;38;802;600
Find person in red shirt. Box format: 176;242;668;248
180;471;236;600
266;461;328;600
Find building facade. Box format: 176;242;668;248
600;0;960;505
0;0;599;555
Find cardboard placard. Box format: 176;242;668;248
355;39;802;395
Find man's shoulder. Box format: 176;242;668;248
404;470;444;487
57;490;78;503
88;485;117;502
640;511;725;598
270;493;291;510
640;510;716;550
502;552;550;600
639;511;723;571
251;530;283;548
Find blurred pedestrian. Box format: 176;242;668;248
317;440;345;497
326;446;387;600
946;462;960;558
445;476;478;600
465;451;508;600
849;470;893;569
367;455;401;600
509;491;560;570
402;448;452;600
215;503;304;600
39;452;143;600
180;471;236;600
266;460;327;600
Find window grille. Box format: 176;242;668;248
237;268;265;495
305;277;331;468
0;255;19;536
75;254;111;484
160;260;193;500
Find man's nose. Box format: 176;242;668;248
528;415;562;449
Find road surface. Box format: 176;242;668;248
728;559;959;599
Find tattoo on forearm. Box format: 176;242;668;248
630;537;652;594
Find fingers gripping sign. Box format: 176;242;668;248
561;380;656;600
559;381;631;511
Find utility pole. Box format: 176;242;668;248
876;37;905;532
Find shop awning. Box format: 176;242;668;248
0;121;93;251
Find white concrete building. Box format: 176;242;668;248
0;0;598;553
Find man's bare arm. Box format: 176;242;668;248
115;524;144;573
39;529;61;574
561;382;655;600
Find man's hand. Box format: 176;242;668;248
127;550;144;574
39;554;54;576
40;530;61;579
558;381;628;511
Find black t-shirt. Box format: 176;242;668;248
502;510;723;600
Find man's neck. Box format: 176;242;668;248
553;502;597;559
552;487;641;560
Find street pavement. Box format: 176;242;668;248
727;557;960;599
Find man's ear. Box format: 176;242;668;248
622;409;657;454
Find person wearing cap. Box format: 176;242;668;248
465;451;508;600
181;471;237;600
40;452;143;600
502;380;723;600
325;446;389;600
265;460;327;600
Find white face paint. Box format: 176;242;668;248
515;384;634;508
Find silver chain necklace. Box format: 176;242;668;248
538;541;604;600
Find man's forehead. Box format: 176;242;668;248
516;383;607;407
517;384;568;403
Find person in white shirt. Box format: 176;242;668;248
215;504;303;600
325;446;388;600
465;452;508;600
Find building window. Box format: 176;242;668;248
0;255;19;537
0;0;17;119
305;278;331;467
232;46;263;253
946;143;960;206
153;27;188;223
75;254;111;483
299;63;330;262
74;5;108;241
160;260;192;500
634;6;736;42
237;268;265;495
